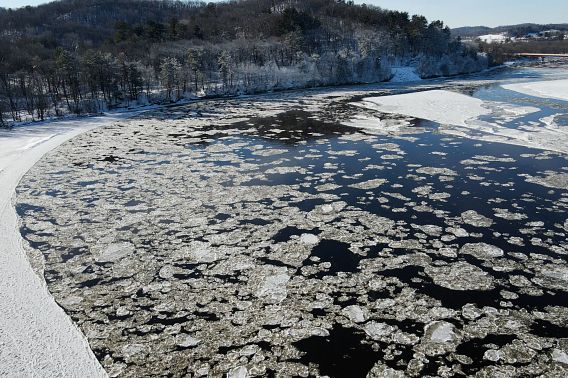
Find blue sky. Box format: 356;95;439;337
2;0;568;28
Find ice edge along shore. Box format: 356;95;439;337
0;113;149;377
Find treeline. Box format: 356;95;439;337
0;0;487;126
453;23;568;38
496;24;568;39
479;40;568;65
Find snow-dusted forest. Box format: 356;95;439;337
0;0;487;126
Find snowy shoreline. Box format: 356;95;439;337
0;111;150;377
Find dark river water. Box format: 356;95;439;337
16;62;568;377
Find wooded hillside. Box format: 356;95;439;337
0;0;486;125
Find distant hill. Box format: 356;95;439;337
451;26;493;37
453;23;568;38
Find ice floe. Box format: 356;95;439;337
13;72;568;377
360;90;490;127
503;79;568;102
351;87;568;154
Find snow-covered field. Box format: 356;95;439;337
477;33;508;43
0;113;146;377
503;79;568;102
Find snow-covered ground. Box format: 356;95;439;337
0;113;146;377
389;67;422;83
503;79;568;102
477;33;508;43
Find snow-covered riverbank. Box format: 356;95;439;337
0;113;146;377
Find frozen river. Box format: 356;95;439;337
15;62;568;377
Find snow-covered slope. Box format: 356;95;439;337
389;67;422;83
